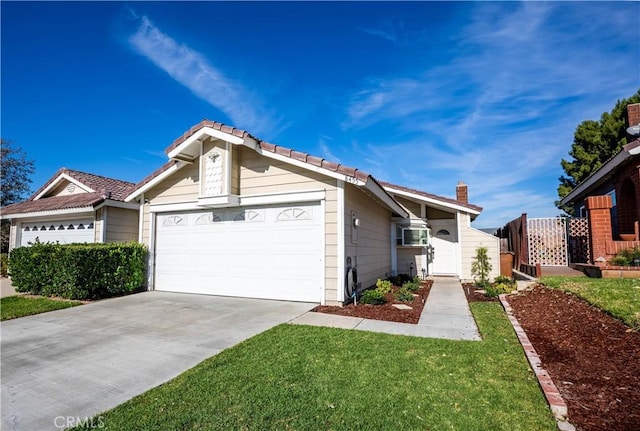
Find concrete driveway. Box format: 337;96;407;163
1;291;315;431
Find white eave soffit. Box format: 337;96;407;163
386;187;480;215
167;127;257;160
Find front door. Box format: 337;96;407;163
430;219;458;275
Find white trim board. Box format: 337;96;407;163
33;173;94;200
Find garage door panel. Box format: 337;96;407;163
155;203;322;302
20;219;94;246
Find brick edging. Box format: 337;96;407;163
499;294;576;430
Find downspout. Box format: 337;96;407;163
336;179;345;303
100;206;108;243
138;193;145;244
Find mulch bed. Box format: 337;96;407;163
505;285;640;431
312;280;432;324
461;282;499;302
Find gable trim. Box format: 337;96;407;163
33;173;94;200
167;126;256;160
385;185;481;216
124;162;185;202
1;206;95;220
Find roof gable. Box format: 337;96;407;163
380;181;483;215
31;168;136;202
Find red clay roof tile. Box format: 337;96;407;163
1;193;106;216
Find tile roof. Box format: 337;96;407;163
380;181;483;213
30;168;136;202
1;193;105;216
134;119;484;215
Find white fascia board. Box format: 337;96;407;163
257;150;368;186
124;162;184;202
168;127;244;159
384;186;480;216
0;206;94;220
94;200;141;211
33;173;94;200
336;180;345;303
364;180;409;218
560;151;631;205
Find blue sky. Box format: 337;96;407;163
2;1;639;228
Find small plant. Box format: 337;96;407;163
360;288;386;305
471;246;492;287
394;287;414;302
494;275;514;285
485;283;513;298
375;279;392;294
610;246;640;266
402;280;421;292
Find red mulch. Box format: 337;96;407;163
461;282;499;302
312;280;432;324
506;286;640;431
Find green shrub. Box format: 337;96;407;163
394;287;414;302
375;279;392;294
1;253;8;277
494;275;514;285
360;288;386;305
610;246;640;266
485;283;514;298
402;280;421;292
9;241;147;300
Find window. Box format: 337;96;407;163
436;229;450;236
397;227;429;246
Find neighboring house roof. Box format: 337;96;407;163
560;139;640;205
30;168;135;201
0;193;106;216
380;181;483;214
1;168;136;218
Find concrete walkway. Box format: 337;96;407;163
290;277;480;341
1;277;17;298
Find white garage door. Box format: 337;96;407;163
154;202;323;302
20;219;95;246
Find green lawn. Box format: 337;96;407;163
74;303;556;431
540;276;640;328
0;295;82;321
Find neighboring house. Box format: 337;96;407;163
123;120;500;305
0;168;139;249
560;138;640;240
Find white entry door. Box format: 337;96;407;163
154;202;323;302
430;219;458;275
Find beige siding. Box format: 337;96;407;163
105;207;139;243
459;213;500;281
344;184;392;291
397;248;422;276
145;162;200;204
396;196;422;219
427;207;455;219
141;145;339;305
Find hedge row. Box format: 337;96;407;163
9;241;147;300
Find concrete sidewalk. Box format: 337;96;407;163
290;277;480;341
1;277;17;298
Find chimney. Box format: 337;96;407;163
456;181;468;204
627;103;640;128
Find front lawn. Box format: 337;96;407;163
0;295;82;321
74;303;556;431
540;276;640;328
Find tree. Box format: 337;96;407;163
556;89;640;214
471;246;492;288
1;139;35;252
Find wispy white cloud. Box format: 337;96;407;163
318;137;341;163
128;15;279;137
342;2;639;227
